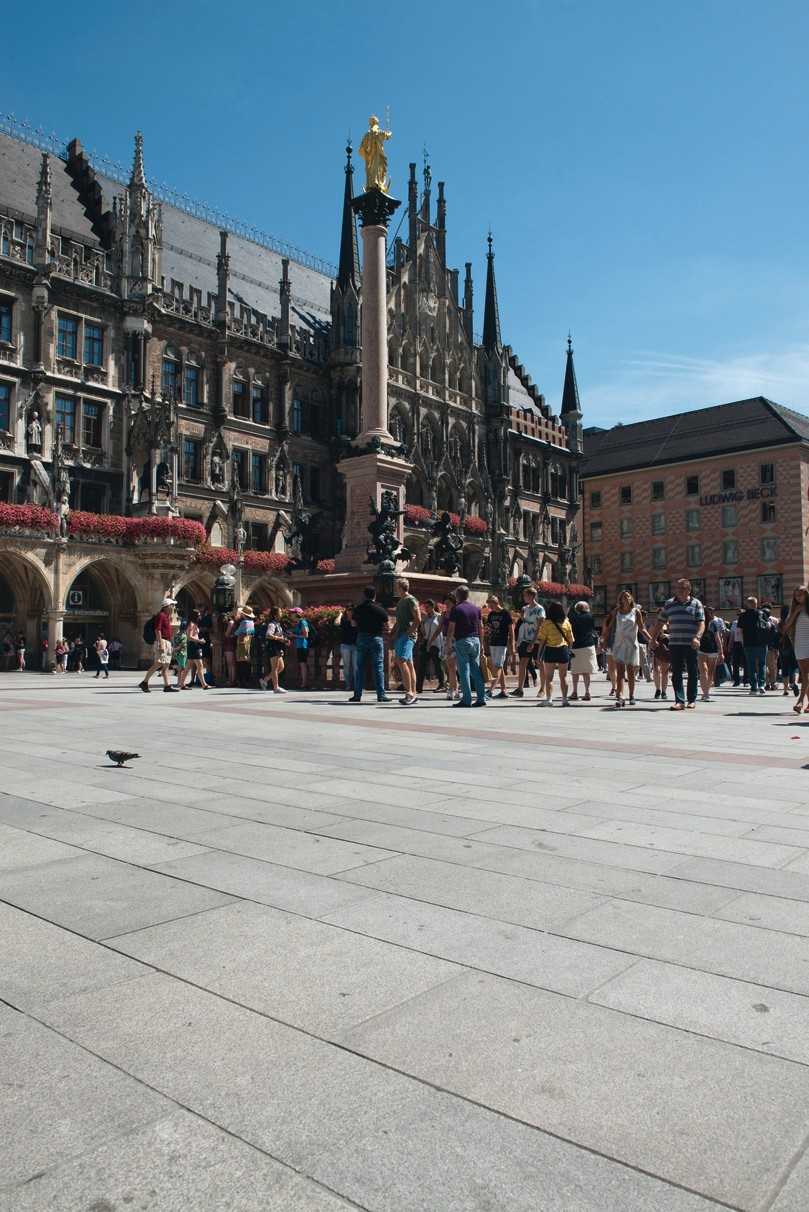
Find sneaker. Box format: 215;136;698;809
472;700;487;707
452;701;471;708
496;690;508;699
654;689;661;700
348;695;362;703
749;689;758;696
401;695;418;706
163;686;179;693
628;698;636;706
453;692;462;701
138;681;150;693
537;698;550;707
445;688;454;700
273;687;287;694
661;691;668;700
509;688;524;698
759;687;766;695
485;689;493;698
561;698;570;707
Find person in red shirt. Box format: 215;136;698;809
138;598;180;693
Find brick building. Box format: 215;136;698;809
581;397;809;619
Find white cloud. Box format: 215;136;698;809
586;345;809;426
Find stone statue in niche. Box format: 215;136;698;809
210;452;225;487
27;410;42;452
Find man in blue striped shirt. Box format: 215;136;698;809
657;579;705;710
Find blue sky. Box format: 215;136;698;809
4;0;808;426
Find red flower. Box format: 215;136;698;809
0;503;59;533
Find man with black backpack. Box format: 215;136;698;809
738;595;771;696
138;598;179;693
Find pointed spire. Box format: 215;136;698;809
37;152;52;202
337;141;360;292
561;332;581;415
420;149;431;224
408;162;418;258
463;261;474;344
130;131;146;188
482;231;502;352
436;181;446;267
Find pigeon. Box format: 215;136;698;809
106;750;140;768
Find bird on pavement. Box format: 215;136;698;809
106;750;140;768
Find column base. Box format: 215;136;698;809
335;450;413;572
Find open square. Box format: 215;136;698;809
2;672;809;1210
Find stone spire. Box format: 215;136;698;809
436;181;446;267
130;131;146;189
279;257;291;348
482;232;502;352
561;334;583;454
561;333;581;415
420;152;431;225
463;261;474;345
216;229;230;323
337;142;360;292
34;153;52;268
407;162;418;255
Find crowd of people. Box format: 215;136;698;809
127;576;809;711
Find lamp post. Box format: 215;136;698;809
234;526;247;605
212;565;236;615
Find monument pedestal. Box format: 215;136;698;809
335;450;412;572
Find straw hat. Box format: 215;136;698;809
240;605;255;619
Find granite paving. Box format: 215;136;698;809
3;670;809;1209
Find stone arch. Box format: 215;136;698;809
0;548;53;663
62;555;143;667
244;575;294;610
173;572;215;620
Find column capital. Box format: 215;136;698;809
351;189;401;229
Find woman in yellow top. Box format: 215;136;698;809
536;600;574;706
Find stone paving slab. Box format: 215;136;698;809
31;972;726;1212
0;821;80;871
0;901;147;1012
152;849;381;917
0;1009;170;1189
107;899;460;1035
589;958;809;1066
187;819;397;875
0;1111;361;1212
463;824;689;873
561;898;809;994
338;852;607;930
0;851;236;939
716;890;809;935
667;855;809;902
324;889;636;996
339;968;809;1209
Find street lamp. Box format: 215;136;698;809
234;526;247;603
212;564;236;614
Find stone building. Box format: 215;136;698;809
581;397;809;618
0;119;583;649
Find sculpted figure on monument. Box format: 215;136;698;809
426;510;464;577
367;490;410;566
358;115;392;193
27;410;43;451
210;452;225;487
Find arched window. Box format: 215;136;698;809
532;461;542;494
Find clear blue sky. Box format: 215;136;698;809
5;0;809;426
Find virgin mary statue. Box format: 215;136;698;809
358;116;391;193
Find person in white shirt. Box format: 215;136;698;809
509;586;545;699
416;600;445;693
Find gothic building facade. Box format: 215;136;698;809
0;120;583;591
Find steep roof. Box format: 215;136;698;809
0;131;99;244
582;397;809;477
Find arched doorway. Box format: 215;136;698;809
63;560;140;669
0;550;52;669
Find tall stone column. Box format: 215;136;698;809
351;189;400;444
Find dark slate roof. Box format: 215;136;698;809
95;172;333;326
582;397;809;477
0;132;99;244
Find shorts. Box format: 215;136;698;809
296;646;309;663
175;653;188;669
393;636;415;662
489;645;507;669
187;641;204;660
267;641;285;659
543;644;570;665
518;640;535;659
153;638;172;666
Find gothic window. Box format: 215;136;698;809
55;394;77;444
57;314;79;360
251;452;267;494
184;363;200;407
531;462;541;494
232;448;248;488
550;464;567;499
182;437;202;482
252;383;268;425
0;298;11;343
232;377;249;419
161;354;180;399
430;352;442;383
291;398;303;433
0;382;10;431
83;323;103;366
81;402;101;449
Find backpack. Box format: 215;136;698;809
142;615;157;644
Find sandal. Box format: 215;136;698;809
670;703;685;711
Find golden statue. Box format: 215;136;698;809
358;114;392;193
